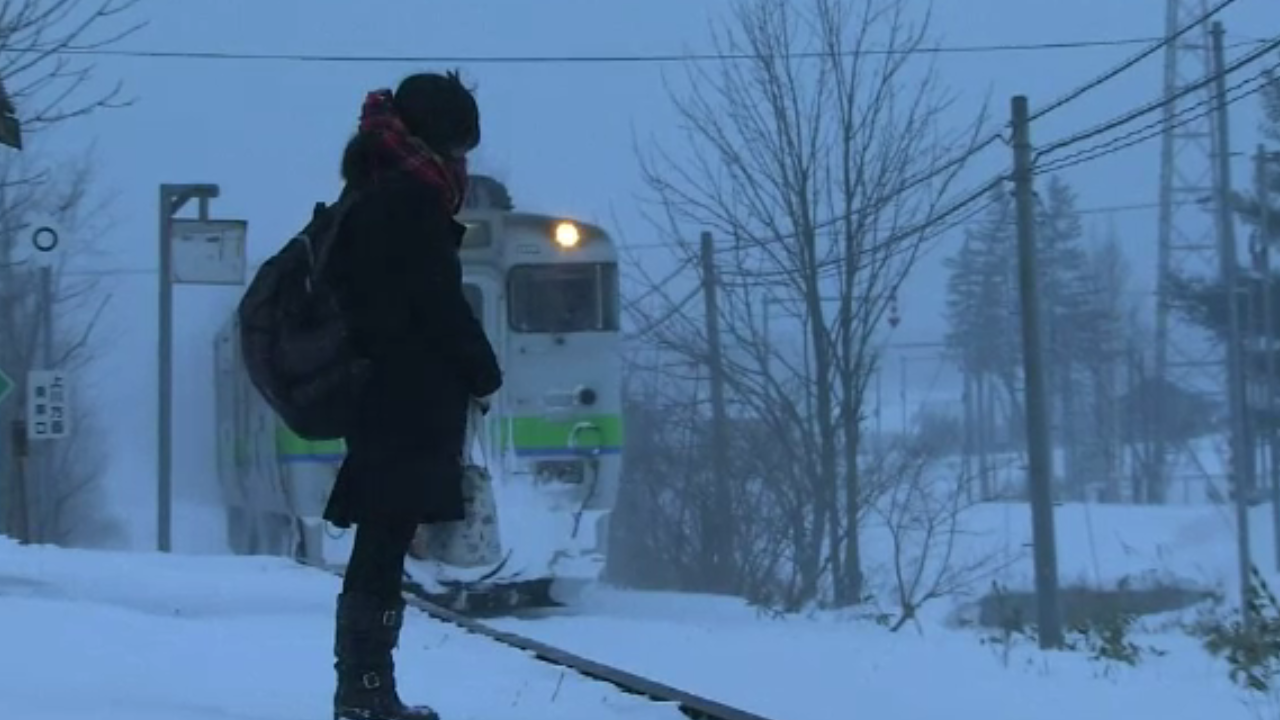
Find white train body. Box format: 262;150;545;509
213;177;623;608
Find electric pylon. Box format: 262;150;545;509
1152;0;1223;503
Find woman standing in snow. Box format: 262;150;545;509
321;71;503;720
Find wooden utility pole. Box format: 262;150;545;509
1010;94;1063;649
699;230;732;592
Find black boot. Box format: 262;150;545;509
334;592;440;720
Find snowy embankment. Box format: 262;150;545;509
0;539;682;720
489;502;1274;720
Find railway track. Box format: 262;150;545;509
306;561;779;720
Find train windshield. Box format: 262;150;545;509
507;263;619;333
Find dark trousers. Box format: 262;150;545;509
342;521;417;601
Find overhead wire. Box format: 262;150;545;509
688;29;1273;273
651;30;1279;283
76;194;1186;280
689;131;1010;262
715;174;1009;284
616;197;1206;254
74;21;1276;320
625;286;702;340
87;42;1269;281
1035;34;1280;162
670;14;1255;269
1027;0;1244;122
621;256;697;307
21;35;1263;66
1034;58;1279;175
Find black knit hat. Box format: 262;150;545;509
392;70;480;156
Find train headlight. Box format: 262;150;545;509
553;221;581;248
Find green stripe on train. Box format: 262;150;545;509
500;414;623;454
272;413;624;460
275;426;346;458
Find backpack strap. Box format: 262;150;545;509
309;187;361;281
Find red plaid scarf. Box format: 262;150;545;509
358;89;468;215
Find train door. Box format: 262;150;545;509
460;269;508;471
461;271;502;348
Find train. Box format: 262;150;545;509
213;175;624;612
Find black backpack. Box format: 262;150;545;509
236;189;367;442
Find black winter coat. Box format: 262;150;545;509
321;173;502;528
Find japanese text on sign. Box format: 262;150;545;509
26;370;69;441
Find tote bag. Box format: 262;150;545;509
415;401;504;568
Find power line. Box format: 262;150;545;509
625;286;701;339
1034;59;1277;175
717;175;1009;283
621;198;1208;251
1035;34;1280;161
25;35;1265;67
669;37;1277;265
80;195;1183;278
685;132;1010;259
1028;0;1243;122
635;57;1268;279
622;255;697;307
72;34;1273;278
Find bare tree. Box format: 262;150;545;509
0;0;141;136
0;152;121;546
631;0;995;607
868;437;1013;631
608;359;710;589
29;386;124;546
0;0;139;545
610;355;827;608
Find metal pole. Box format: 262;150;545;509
8;419;28;542
158;187;174;553
1010;94;1064;649
41;267;52;366
699;230;731;592
32;265;52;541
158;183;219;554
1210;22;1254;615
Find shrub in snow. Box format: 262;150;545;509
1197;566;1280;695
977;580;1165;672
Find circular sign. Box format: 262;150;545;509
31;225;57;253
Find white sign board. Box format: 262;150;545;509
13;213;65;268
170;218;247;285
26;370;69;441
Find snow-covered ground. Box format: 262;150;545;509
494;588;1241;720
0;540;683;720
0;500;1271;720
491;501;1277;720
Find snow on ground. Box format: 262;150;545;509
487;502;1278;720
0;539;683;720
872;500;1254;598
495;588;1243;720
2;501;1273;720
